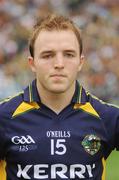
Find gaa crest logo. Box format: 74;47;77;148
82;134;101;155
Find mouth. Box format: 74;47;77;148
50;74;67;77
50;74;67;81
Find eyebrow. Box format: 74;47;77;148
40;50;54;55
40;49;76;54
39;49;77;56
63;50;77;54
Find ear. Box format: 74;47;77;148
78;54;85;71
28;56;36;73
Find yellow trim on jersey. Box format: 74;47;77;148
78;85;82;103
86;91;119;109
74;102;100;118
29;84;33;102
102;158;106;180
0;92;23;105
0;160;6;180
12;102;40;118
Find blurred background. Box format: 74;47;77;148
0;0;119;178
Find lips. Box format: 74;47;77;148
50;74;67;82
50;74;66;77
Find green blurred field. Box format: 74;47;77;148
106;151;119;179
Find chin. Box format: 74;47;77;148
49;85;68;94
50;88;67;94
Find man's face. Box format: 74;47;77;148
29;30;84;94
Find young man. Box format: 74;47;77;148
0;14;119;180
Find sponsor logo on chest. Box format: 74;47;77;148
17;163;95;179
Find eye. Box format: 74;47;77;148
64;53;75;58
42;54;54;59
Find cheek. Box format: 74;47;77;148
69;61;82;73
66;65;79;81
35;63;49;77
68;62;80;72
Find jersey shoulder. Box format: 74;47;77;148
0;92;24;119
87;92;119;119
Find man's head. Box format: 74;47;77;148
28;14;84;95
29;13;83;58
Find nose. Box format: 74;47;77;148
54;54;64;69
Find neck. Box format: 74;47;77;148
36;82;76;114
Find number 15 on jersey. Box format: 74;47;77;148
51;139;67;155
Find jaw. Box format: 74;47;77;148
36;76;76;96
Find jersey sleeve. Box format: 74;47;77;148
0;104;6;160
101;104;119;151
88;94;119;153
115;114;119;150
0;124;6;160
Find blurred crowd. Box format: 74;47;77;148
0;0;119;104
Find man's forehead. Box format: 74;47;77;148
34;30;79;51
35;29;78;42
